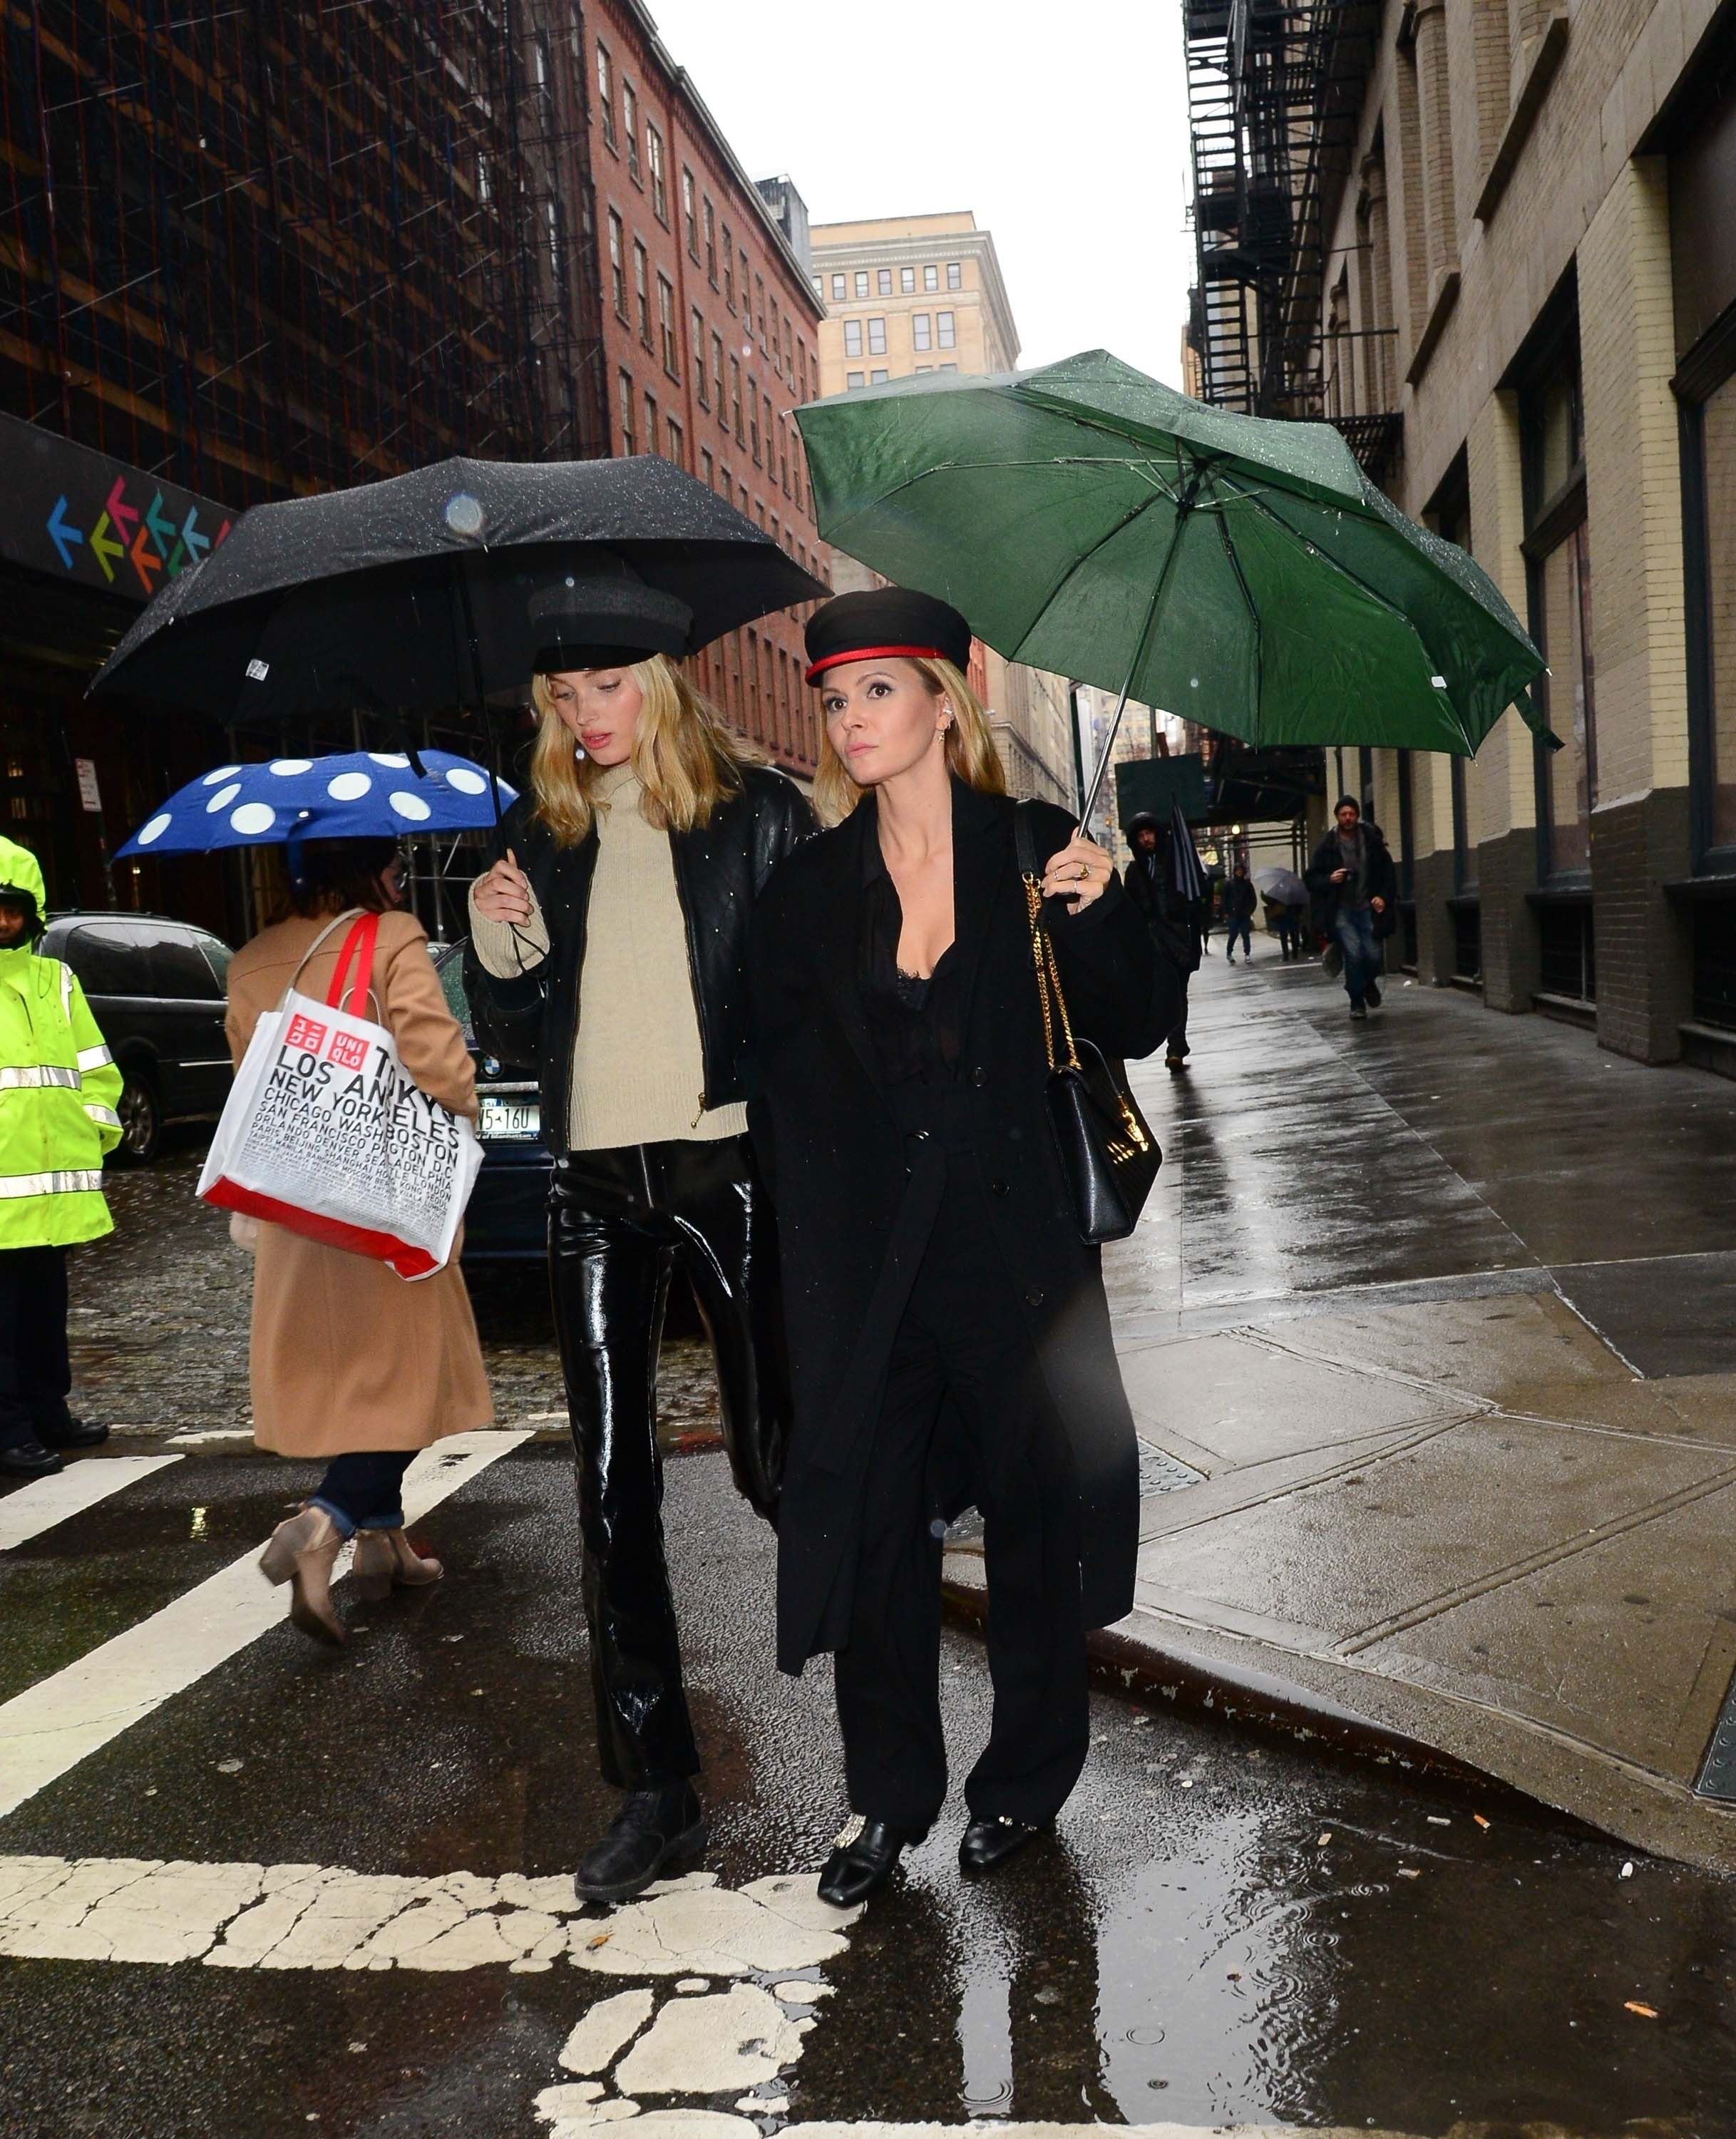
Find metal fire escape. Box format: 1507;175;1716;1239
1183;0;1394;478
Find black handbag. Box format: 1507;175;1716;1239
1014;806;1162;1246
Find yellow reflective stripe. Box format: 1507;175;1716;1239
59;965;71;1016
83;1105;121;1129
77;1045;113;1072
0;1171;104;1198
0;1065;80;1091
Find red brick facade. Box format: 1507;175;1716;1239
583;0;829;777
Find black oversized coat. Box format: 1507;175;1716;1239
747;779;1181;1675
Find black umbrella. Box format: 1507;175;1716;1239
1166;799;1207;903
90;455;827;724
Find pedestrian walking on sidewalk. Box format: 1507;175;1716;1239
1278;901;1308;960
232;838;492;1645
1306;796;1398;1018
749;589;1181;1912
464;575;813;1904
0;838;121;1482
1223;864;1256;962
1123;811;1204;1070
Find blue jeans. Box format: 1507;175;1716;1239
1226;918;1252;957
1333;906;1382;1006
310;1450;415;1537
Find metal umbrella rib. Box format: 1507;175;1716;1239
1077;451;1224;824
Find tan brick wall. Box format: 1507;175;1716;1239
1449;0;1511;233
1325;0;1723;515
1312;0;1722;866
1579;158;1692;802
1415;3;1461;287
1404;735;1457;856
1465;389;1533;843
1389;46;1432;355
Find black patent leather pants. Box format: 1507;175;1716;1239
550;1136;791;1790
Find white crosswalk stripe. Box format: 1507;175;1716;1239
0;1857;845;1974
0;1453;183;1551
0;1428;530;1817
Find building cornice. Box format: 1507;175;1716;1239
810;228;1019;366
610;0;823;319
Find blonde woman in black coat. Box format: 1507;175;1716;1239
465;576;812;1904
748;589;1180;1909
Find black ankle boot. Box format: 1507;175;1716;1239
576;1782;707;1904
40;1413;108;1452
816;1817;925;1909
0;1434;60;1480
959;1815;1053;1875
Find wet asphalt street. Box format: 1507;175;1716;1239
7;949;1736;2136
7;1441;1736;2138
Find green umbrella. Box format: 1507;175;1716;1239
796;349;1552;816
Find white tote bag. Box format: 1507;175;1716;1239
199;910;481;1280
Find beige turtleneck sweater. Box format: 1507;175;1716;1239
467;761;748;1151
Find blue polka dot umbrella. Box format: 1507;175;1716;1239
115;750;518;859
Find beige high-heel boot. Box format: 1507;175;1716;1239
259;1506;346;1646
351;1527;443;1602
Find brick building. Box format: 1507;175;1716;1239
0;0;830;944
1184;0;1736;1076
0;1;602;928
806;211;1075;806
585;2;830;781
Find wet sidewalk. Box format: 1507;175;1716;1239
947;938;1736;1869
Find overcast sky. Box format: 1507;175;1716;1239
641;0;1194;384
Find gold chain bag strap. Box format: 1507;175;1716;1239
1015;803;1162;1246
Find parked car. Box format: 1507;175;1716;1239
433;939;550;1261
40;912;235;1163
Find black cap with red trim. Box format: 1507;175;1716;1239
803;587;972;685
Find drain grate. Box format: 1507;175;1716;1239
1139;1440;1207;1496
945;1440;1203;1546
1695;1670;1736;1800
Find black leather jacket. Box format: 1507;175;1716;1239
463;764;816;1147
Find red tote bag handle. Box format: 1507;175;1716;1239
324;912;379;1020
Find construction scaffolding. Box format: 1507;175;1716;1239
1183;0;1382;449
0;0;611;510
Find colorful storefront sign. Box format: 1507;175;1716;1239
1;411;231;604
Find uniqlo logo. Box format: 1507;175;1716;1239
285;1014;328;1053
327;1030;369;1072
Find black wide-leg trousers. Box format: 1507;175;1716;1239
834;1165;1090;1835
550;1135;791;1790
0;1245;71;1448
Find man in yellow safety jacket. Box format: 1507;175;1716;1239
0;837;123;1479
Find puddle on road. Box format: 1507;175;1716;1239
790;1682;1736;2135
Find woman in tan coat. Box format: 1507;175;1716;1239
227;836;493;1645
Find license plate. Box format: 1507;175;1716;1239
479;1096;540;1142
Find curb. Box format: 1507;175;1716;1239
940;1573;1516;1803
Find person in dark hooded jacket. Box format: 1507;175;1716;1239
1122;812;1204;1070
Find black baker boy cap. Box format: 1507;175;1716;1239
529;567;694;674
803;586;972;684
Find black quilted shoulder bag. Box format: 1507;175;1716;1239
1013;804;1162;1246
